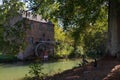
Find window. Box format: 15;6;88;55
27;12;31;17
39;23;42;30
30;21;33;29
47;39;50;45
29;37;33;44
39;38;42;41
47;39;50;41
43;33;45;37
47;25;51;31
42;33;45;41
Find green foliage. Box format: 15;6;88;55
0;19;27;54
54;25;65;42
30;0;108;29
69;46;84;58
84;31;106;58
83;5;108;58
0;0;109;58
27;63;46;80
0;0;27;54
55;42;73;58
54;25;74;58
53;3;108;58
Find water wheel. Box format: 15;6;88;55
35;43;46;57
35;41;55;57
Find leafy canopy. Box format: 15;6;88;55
0;0;109;55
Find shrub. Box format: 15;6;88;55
25;62;47;80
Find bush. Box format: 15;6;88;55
84;31;106;58
55;42;74;58
25;62;47;80
68;46;83;58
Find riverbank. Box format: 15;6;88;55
45;56;120;80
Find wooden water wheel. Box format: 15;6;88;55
35;41;55;57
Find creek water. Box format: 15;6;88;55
0;59;81;80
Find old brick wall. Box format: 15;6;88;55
25;19;54;44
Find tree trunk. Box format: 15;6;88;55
107;0;120;57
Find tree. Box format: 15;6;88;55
0;0;108;55
107;0;120;57
54;21;73;58
30;0;108;52
83;4;108;57
0;0;26;54
1;0;120;57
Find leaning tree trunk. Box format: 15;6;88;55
107;0;120;57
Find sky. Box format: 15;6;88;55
0;0;25;5
0;0;28;9
0;0;2;5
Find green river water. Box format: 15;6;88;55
0;59;81;80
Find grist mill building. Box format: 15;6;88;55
17;12;54;60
